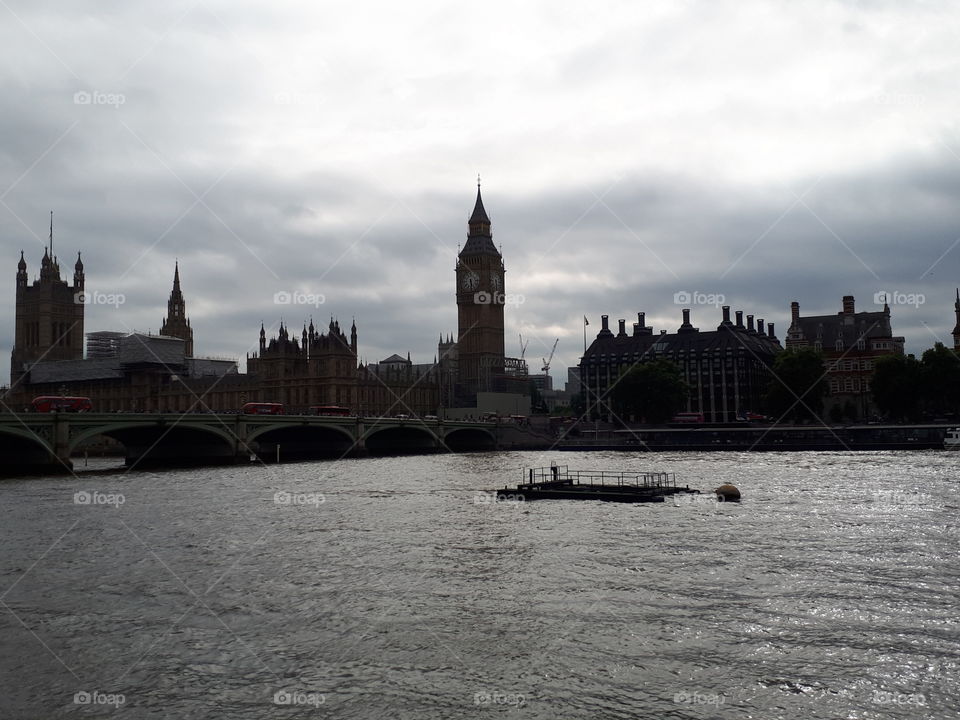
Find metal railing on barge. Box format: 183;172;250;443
519;465;679;491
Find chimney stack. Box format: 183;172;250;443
601;315;609;331
638;312;645;327
682;308;691;325
735;310;744;328
722;306;731;324
757;318;765;335
842;295;855;315
790;301;800;326
632;323;640;336
617;319;626;337
768;323;775;338
747;314;755;332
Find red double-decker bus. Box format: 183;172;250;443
32;396;93;413
309;405;351;417
241;402;284;415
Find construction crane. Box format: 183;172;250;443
541;338;558;374
519;334;529;360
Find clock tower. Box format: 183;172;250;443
456;182;505;401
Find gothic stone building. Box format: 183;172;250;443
246;320;440;417
785;295;904;418
580;307;782;423
10;225;85;386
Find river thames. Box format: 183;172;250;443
1;450;957;718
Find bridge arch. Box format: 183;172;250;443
0;424;57;472
247;422;356;460
443;426;497;451
68;421;238;455
364;423;440;454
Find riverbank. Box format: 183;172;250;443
557;423;951;451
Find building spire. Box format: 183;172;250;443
49;210;53;257
469;182;490;226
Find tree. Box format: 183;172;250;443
871;354;921;422
609;359;688;425
763;348;827;424
920;343;960;416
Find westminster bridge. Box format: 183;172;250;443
0;412;552;474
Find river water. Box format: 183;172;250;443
0;450;957;719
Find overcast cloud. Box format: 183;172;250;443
2;0;960;385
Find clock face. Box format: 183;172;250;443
460;273;479;291
490;273;502;292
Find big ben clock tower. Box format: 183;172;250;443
456;181;505;401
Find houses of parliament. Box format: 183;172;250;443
3;187;519;416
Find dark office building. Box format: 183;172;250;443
580;307;781;423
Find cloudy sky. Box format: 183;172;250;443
2;0;960;386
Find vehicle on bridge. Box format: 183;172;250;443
31;396;93;413
241;402;284;415
309;405;352;417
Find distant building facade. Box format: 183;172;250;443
580;308;782;423
11;332;238;412
785;295;904;418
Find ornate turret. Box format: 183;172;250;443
159;261;194;357
16;250;27;289
460;180;499;257
73;251;84;289
259;322;266;353
350;319;357;354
